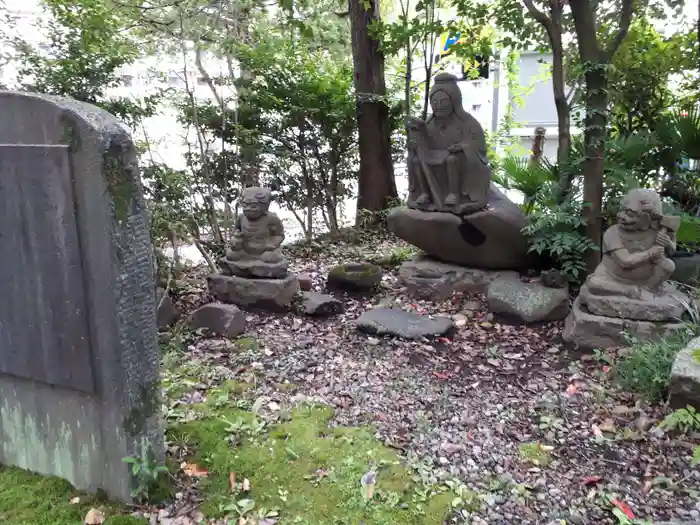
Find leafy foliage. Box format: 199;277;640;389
493;156;559;215
660;406;700;435
614;332;693;403
522;201;599;283
14;0;158;127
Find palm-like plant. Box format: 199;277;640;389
655;107;700;215
493;156;559;214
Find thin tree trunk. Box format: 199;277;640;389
349;0;397;224
521;0;572;201
581;71;608;272
570;0;634;273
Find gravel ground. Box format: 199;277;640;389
166;232;700;525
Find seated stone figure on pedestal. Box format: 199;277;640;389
388;72;528;270
586;188;679;301
220;186;289;279
564;188;690;348
406;72;490;215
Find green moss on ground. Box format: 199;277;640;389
171;403;452;525
0;466;146;525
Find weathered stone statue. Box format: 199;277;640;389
220;187;288;278
209;186;298;309
406;72;490;214
563;188;689;348
388;72;528;271
586;189;678;299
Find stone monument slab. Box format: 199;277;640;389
0;91;161;502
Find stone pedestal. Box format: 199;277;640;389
398;255;518;301
388;186;528;270
580;285;688;321
208;273;299;310
563;297;687;349
220;257;289;279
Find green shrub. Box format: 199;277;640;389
676;215;700;250
522;201;599;284
614;332;693;402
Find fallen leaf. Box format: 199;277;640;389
602;365;612;374
229;472;236;492
437;337;450;343
83;508;105;525
565;383;579;396
611;498;635;519
182;462;209;477
69;496;81;504
581;475;602;486
598;419;616;433
432;371;452;380
591;424;603;438
242;477;251;491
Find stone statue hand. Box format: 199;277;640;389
655;231;674;250
648;245;665;262
448;143;463;153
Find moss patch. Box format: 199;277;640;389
0;466;146;525
170;404;452;524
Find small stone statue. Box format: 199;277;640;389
220;186;288;278
563;189;690;347
586;188;679;300
406;72;491;215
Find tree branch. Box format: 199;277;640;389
603;0;636;62
521;0;552;30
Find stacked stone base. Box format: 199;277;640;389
563;296;687;349
208;273;298;310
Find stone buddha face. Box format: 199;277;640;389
617;189;662;231
430;90;453;118
241;188;271;220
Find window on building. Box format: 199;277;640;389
472;104;481;113
120;74;134;87
168;75;184;87
196;76;207;85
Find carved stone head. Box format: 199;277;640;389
617;188;663;231
241;186;271;220
429;73;464;119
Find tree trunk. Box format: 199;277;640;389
349;0;397;225
581;70;608;272
551;26;573;203
570;0;635;273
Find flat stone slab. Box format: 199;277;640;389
300;291;343;316
398;255;518;301
189;303;246;338
208;273;299;310
669;337;700;410
356;308;454;339
487;278;570;323
580;285;689;322
388;186;528;269
562;297;687;349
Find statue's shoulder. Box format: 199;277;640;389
602;224;624;251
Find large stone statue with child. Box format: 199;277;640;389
389;72;528;270
564;188;690;348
